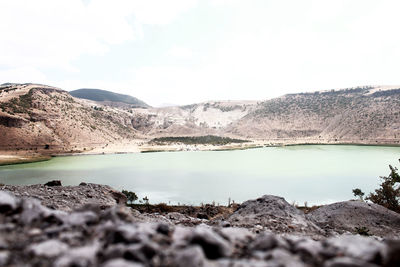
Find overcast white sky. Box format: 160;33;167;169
1;0;400;106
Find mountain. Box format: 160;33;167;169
1;83;400;153
70;88;150;108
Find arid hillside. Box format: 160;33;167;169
0;83;140;152
0;83;255;153
129;100;258;137
1;83;400;154
227;86;400;144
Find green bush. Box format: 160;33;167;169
366;161;400;212
355;226;371;236
121;190;138;204
354;159;400;213
352;188;365;200
151;135;248;145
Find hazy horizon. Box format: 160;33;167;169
1;0;400;106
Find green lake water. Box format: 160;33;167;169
0;145;399;205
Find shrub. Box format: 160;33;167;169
121;190;138;204
156;203;175;213
355;159;400;213
355;226;371;236
150;135;248;145
352;188;365;200
366;162;400;212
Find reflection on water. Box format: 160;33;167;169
1;145;399;205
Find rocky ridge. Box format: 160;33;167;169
1;183;127;212
1;190;400;267
229;86;400;142
1;184;400;266
307;200;400;238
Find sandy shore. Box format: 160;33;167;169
1;138;399;166
0;153;51;166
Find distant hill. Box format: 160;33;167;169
70;88;150;108
1;83;400;153
226;86;400;142
0;83;141;152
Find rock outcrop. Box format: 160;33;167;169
307;200;400;238
0;113;28;128
1;183;127;212
1;190;400;267
225;195;323;237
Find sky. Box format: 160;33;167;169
1;0;400;106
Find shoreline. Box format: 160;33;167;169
0;154;51;166
1;139;400;166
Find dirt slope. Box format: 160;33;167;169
1;83;400;154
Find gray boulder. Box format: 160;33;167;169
28;239;69;258
323;257;380;267
324;235;386;264
102;258;144;267
0;191;19;213
173;245;206;267
188;226;232;259
226;195;323;236
307;200;400;238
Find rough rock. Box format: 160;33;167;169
172;246;206;267
44;180;62;186
0;251;10;266
323;257;380;267
226;195;323;236
324;235;386;264
28;239;69;258
188;226;232;259
308;200;400;238
0;190;400;266
102;258;144;267
1;183;126;212
0;191;19;213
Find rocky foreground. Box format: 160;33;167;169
0;184;400;266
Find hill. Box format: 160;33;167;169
226;86;400;144
0;83;142;153
70;88;150;108
1;83;400;154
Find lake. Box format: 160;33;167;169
1;145;399;205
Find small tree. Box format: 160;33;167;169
121;190;138;205
366;160;400;212
352;188;365;200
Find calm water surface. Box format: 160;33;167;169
1;145;399;205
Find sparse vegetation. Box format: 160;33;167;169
354;159;400;213
354;226;371;236
366;160;400;212
121;190;138;204
352;188;365;200
151;135;249;145
0;89;34;114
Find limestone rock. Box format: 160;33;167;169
189;226;232;259
227;195;322;235
308;200;400;238
28;239;69;258
0;191;19;213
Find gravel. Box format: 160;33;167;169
1;190;400;266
